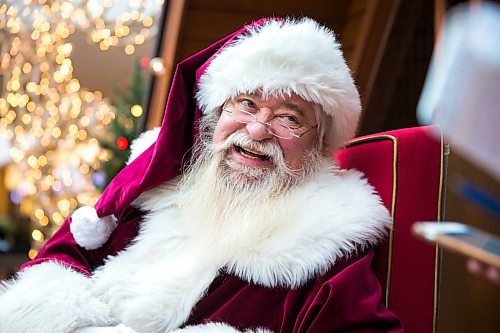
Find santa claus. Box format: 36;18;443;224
0;18;402;333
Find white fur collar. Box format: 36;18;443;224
135;162;390;289
225;166;389;288
91;162;390;331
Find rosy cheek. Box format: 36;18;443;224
277;141;296;164
212;127;225;144
279;140;312;169
212;119;242;143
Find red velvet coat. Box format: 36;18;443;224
19;198;402;333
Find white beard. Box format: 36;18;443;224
177;129;325;255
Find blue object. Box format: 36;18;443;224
455;177;500;219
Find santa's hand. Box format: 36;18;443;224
74;324;138;333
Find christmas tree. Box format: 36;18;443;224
97;59;145;190
0;1;160;258
0;2;114;258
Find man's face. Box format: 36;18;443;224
179;93;322;237
212;92;319;177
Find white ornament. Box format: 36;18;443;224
70;206;117;250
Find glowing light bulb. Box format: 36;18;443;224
149;57;165;75
124;44;135;55
28;249;38;260
116;137;128;150
32;229;44;242
130;104;142;117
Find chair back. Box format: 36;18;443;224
336;126;446;333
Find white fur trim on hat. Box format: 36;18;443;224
126;127;160;165
70;206;117;250
196;18;361;150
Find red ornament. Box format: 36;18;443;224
140;57;150;68
116;137;129;150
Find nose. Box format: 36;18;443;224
245;121;273;141
245;108;274;141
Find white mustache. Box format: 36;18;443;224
213;132;284;163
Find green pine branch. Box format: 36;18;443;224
97;59;146;190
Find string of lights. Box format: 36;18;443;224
0;0;162;258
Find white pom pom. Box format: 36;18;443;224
69;206;118;250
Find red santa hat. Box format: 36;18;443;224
70;18;361;250
196;18;360;150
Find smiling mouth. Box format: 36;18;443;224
234;145;271;160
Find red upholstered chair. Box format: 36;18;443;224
336;126;446;333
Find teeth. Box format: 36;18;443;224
236;146;269;160
241;149;260;159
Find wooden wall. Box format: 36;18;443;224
175;0;365;66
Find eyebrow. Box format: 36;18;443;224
282;103;305;116
238;93;306;116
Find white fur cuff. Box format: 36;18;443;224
0;262;112;333
70;206;117;250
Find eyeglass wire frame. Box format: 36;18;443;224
222;101;318;140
